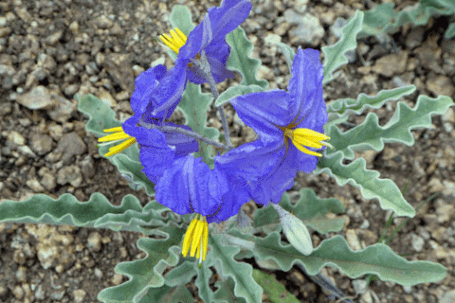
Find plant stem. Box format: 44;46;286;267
138;121;229;151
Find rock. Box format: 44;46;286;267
284;10;324;46
46;30;63;46
56;132;87;162
73;289;87;303
40;173;56;191
346;229;362;251
426;74;454;97
7;131;26;145
94;268;103;279
57;165;83;187
47;94;76;123
111;274;123;286
12;285;24;299
30;133;53;155
16;86;55;110
37;244;57;269
0;102;12;116
353;279;368;294
95;15;113;29
13;249;26;264
26;179;45;193
440;290;455;303
16;266;27;282
405;27;425;49
435;202;455;223
64;84;80;97
372;51;408;77
37;53;56;70
80;155;94;179
17;145;37;158
34;285;45;300
294;0;309;13
97;89;117;107
411;234;424;252
87;232;102;252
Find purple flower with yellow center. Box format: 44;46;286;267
216;48;330;204
155;155;249;263
153;0;252;117
97;65;199;183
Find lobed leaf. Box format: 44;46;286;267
139;285;193;303
316;151;415;217
76;94;155;195
178;82;219;167
226;27;269;90
360;1;455;39
326;95;454;159
213;279;248;303
211;234;263;303
164;261;197;287
0;193;166;233
444;22;455;39
224;232;447;286
254;189;346;235
167;5;195;61
252;269;300;303
98;228;184;303
215;84;264;107
275;42;295;71
322;10;364;84
327;85;416;116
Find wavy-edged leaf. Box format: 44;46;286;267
211;234;263;303
213;279;248;303
276;42;295;71
328;85;416;116
224;232;447;286
326;95;454;159
254;189;346;235
322;10;364;84
77;94;155;195
316;151;415;217
360;1;455;39
215;84;264;107
139;285;193;303
195;250;216;303
164;261;197;287
226;27;269;90
178;82;219;166
444;22;455;39
0;193;167;233
252;269;300;303
98;227;184;303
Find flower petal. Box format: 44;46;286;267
230;90;292;143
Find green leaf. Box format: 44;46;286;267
322;10;364;84
444;22;455;39
139;285;193;303
98;227;184;303
226;27;269;90
0;193;166;233
215;84;264;107
326;95;455;159
211;234;263;303
254;189;346;235
76;94;155;195
360;1;455;39
275;42;295;71
252;269;300;303
213;279;248;303
178;82;219;166
164;261;197;287
328;85;416;116
195;251;216;303
316;151;415;217
225;233;447;286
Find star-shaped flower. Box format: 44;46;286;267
216;48;330;204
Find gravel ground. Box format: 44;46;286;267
1;0;454;302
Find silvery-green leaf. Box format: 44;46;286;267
275;42;295;71
215;84;264;107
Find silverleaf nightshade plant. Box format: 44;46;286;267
1;1;451;302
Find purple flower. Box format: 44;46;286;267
154;0;252;117
155;155;249;223
216;48;330;204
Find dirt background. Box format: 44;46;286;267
1;0;454;302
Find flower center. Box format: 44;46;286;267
283;127;330;157
98;126;136;157
182;214;209;263
159;28;187;54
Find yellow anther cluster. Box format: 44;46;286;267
98;127;136;157
182;214;209;262
159;28;187;54
284;128;331;157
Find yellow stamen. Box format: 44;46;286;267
159;27;187;54
98;127;137;157
284;127;330;157
182;214;209;262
